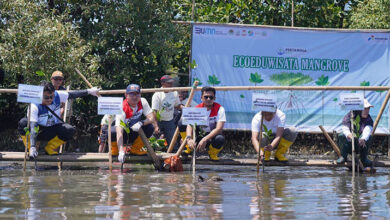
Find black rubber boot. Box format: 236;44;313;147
360;146;372;167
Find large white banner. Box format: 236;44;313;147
191;23;390;133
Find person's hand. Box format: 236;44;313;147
154;126;160;134
29;146;38;158
347;134;353;142
131;121;143;132
197;138;208;152
264;144;273;151
187;138;196;150
358;139;366;148
118;151;125;163
87;87;100;97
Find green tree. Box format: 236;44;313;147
349;0;390;29
0;0;98;86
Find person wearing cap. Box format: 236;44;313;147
186;86;226;161
51;71;66;91
151;75;183;149
18;82;100;158
251;108;297;162
336;99;374;167
116;84;157;163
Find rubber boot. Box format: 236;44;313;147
129;136;147;155
261;147;271;161
208;144;223;161
111;142;119;156
44;136;65;155
21;135;31;151
180;132;192;155
274;138;292;162
360;146;372;167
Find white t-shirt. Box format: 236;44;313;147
100;114;115;126
181;98;198;107
251;109;285;133
152;90;181;121
30;91;69;126
201;105;226;133
115;98;152;127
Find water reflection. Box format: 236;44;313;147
1;164;390;219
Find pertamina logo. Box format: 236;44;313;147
195;27;216;35
368;35;388;41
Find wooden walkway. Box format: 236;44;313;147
1;151;390;167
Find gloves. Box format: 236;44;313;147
29;147;38;158
118;151;125;163
131;121;143;132
87;87;100;97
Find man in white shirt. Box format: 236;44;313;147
251;108;297;162
336;99;374;167
152;75;183;149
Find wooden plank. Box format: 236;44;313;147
1;152;390;167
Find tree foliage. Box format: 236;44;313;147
349;0;390;29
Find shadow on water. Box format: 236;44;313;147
1;162;390;219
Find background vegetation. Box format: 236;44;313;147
0;0;389;150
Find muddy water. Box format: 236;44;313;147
1;162;390;219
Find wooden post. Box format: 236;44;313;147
138;128;162;170
192;125;196;175
58;85;70;170
75;68;94;89
319;125;341;157
351;111;355;175
371;89;390;136
23;104;31;171
256;113;264;174
108;115;112;172
167;81;199;153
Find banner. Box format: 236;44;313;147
191;23;390;133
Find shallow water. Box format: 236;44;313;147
1;162;390;219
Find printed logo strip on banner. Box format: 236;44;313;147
17;84;44;104
98;97;123;115
252;93;277;112
339;93;364;111
182;107;208;126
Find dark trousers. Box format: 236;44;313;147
18;118;75;141
193;130;225;150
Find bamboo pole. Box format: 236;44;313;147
371;89;390;136
351;112;355;175
138;128;162;170
256;114;264;174
167;80;199;153
58;85;71;170
2;86;390;95
75;68;94;88
108;116;112;172
23;104;31;171
319;125;341;157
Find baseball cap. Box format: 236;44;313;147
160;75;175;83
126;84;141;94
51;71;64;78
364;99;373;108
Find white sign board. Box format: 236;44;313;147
17;84;43;104
182;107;208;125
339;93;364;111
98;97;123;115
252;93;277;112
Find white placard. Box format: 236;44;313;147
339;93;364;111
98;97;123;115
182;107;208;125
252;93;277;112
17;84;43;104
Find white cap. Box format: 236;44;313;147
364;99;373;108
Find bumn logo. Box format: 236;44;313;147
195;27;216;35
